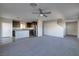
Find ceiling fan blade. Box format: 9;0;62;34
30;3;37;7
39;8;51;14
39;8;44;14
32;12;40;14
43;14;47;17
43;12;51;14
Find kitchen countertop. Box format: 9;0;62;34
13;28;34;31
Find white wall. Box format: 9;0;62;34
20;21;26;29
77;20;79;38
44;20;65;38
66;22;77;36
0;19;2;37
37;20;43;37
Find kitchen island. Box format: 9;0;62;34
13;28;33;39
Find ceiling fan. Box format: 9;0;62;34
32;8;51;17
30;3;51;17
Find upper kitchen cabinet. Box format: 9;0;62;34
26;22;32;28
26;21;37;28
13;20;20;28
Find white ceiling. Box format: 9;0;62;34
0;3;79;21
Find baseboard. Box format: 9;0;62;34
66;34;77;37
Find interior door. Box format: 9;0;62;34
2;22;12;37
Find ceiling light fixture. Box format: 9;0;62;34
40;14;43;16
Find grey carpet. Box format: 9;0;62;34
0;36;79;56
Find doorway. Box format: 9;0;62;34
66;21;78;37
29;21;37;37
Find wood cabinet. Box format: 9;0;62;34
26;21;37;28
13;20;20;27
26;22;32;27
